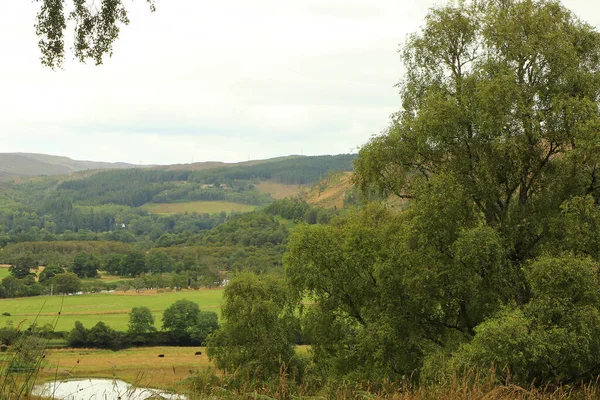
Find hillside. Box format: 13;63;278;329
0;153;356;245
303;172;354;209
0;153;141;181
161;155;304;171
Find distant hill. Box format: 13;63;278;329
0;153;141;181
161;155;304;171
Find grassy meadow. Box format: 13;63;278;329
141;201;256;215
0;289;223;332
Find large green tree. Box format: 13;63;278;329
287;0;600;384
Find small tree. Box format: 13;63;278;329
9;256;36;279
51;273;82;295
1;277;24;298
121;251;148;277
207;273;299;379
146;250;173;274
67;321;89;347
71;252;100;278
128;306;156;334
88;322;120;349
162;299;200;343
38;264;65;284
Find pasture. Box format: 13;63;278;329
0;289;223;332
141;201;256;215
37;346;211;391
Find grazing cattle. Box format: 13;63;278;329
194;351;202;355
158;354;164;358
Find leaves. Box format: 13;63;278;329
35;0;156;68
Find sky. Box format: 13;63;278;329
0;1;599;165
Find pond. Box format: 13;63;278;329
32;378;188;400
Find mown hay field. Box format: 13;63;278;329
0;289;224;332
141;201;256;215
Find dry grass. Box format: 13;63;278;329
254;182;304;199
304;172;353;209
38;346;210;392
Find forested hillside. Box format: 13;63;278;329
0;153;352;299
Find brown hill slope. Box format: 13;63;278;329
303;172;354;209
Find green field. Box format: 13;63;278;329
141;201;256;215
0;289;223;332
0;267;10;280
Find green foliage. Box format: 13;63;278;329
87;321;122;349
128;306;156;334
36;0;156;68
207;272;298;379
38;264;65;284
264;199;337;224
146;249;173;274
188;155;356;185
283;0;600;386
67;321;89;347
50;272;82;294
161;299;201;342
120;251;148;277
9;256;36;279
452;256;600;385
199;211;288;247
189;311;219;345
71;252;100;278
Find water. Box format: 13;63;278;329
32;378;188;400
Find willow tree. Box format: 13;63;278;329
287;0;600;382
35;0;156;68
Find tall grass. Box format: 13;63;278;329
181;366;600;400
0;298;63;400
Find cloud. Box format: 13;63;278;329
1;0;598;164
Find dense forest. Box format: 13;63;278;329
0;154;353;240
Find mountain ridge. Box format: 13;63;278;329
0;153;314;182
0;153;143;181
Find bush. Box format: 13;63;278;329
451;256;600;385
67;321;89;347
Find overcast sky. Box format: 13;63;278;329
0;1;598;165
